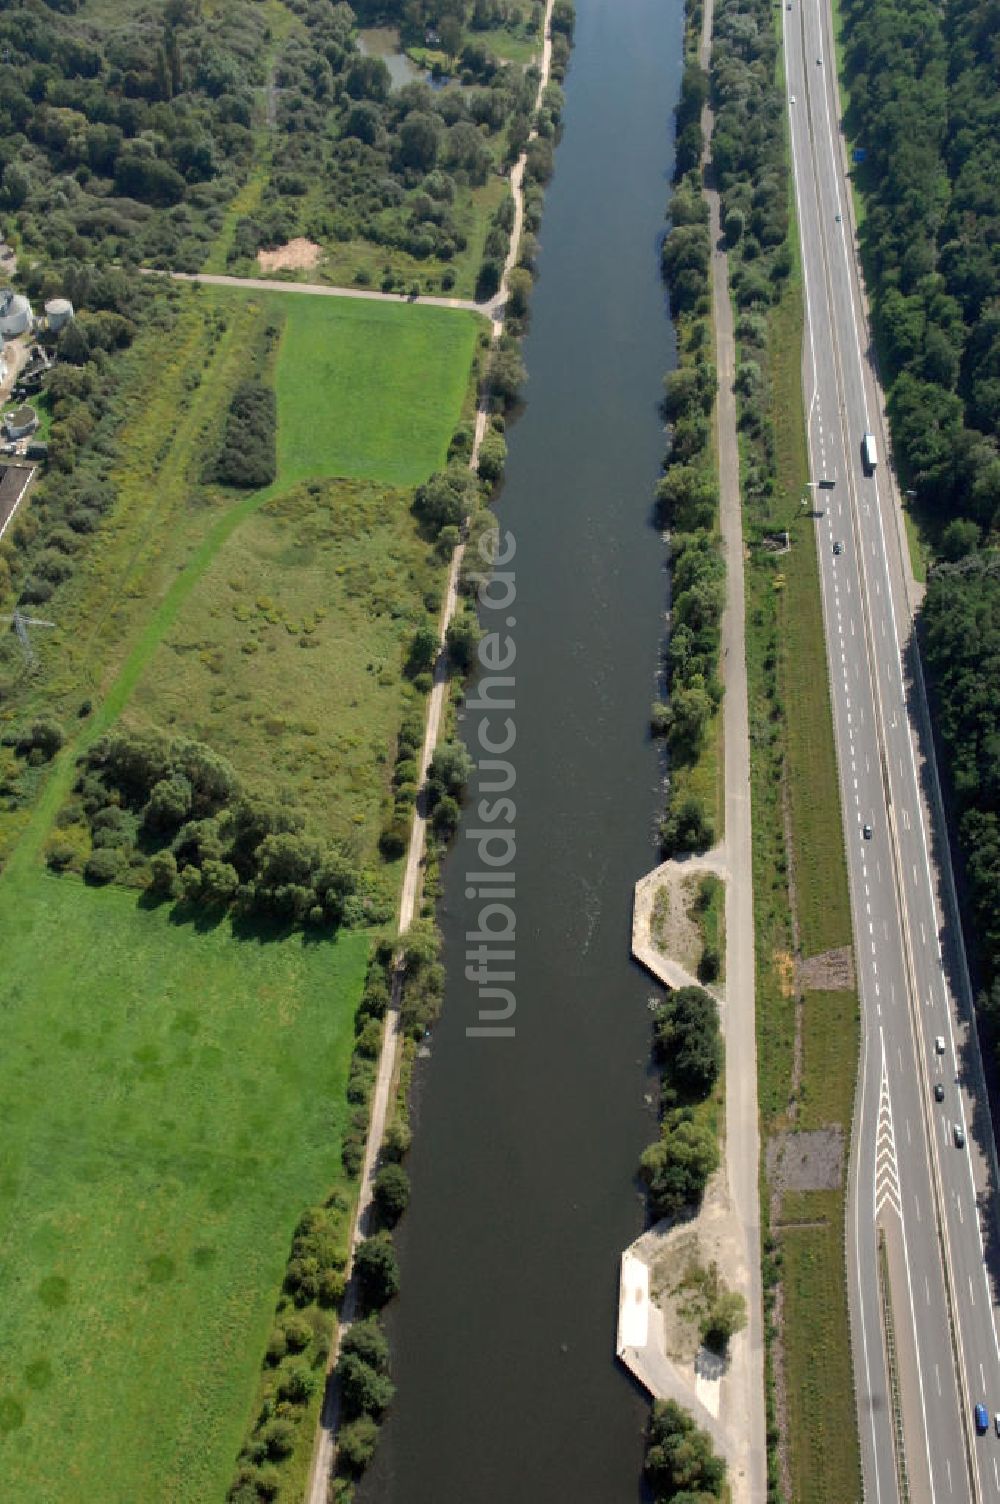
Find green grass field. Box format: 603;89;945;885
265;291;479;488
0;871;368;1503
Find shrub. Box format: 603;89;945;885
261;1418;295;1460
84;847;124;885
276;1361;316;1405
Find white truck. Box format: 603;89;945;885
861;431;877;475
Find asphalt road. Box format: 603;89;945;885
784;1;1000;1499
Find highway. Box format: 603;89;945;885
783;0;1000;1499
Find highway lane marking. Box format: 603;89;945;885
958;1197;964;1225
993;1456;998;1490
947;1456;953;1493
981;1362;985;1390
908;1119;913;1145
970;1274;975;1306
790;88;933;1498
936;1363;942;1394
875;1046;903;1220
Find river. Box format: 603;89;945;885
361;1;685;1498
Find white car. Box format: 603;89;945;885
935;1035;946;1054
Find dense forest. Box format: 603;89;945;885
0;0;555;275
838;0;1000;1004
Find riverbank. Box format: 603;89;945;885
303;6;558;1499
619;0;766;1490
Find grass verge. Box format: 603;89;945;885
741;198;860;1498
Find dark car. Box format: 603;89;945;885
863;823;873;840
833;540;844;555
975;1403;989;1434
934;1082;945;1102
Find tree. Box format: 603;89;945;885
148;849;178;896
446;610;481;672
700;1287;747;1354
664;678;713;760
506;266;532;320
144;774;193;831
373;1163;410;1225
640;1112;719;1220
939;518;979;561
431;794;460;838
644;1399;725;1499
654;987;722;1096
427;741;472;801
397;112;441;172
413;466;477;536
336;1351;395;1419
337;1416;379;1475
340;1318;390;1374
355;1232;400;1309
477;429;507;483
439;14;463;57
407;623;439;677
485;344;526;407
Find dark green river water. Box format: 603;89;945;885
362;1;685;1496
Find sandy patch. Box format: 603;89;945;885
257;238;323;272
646;1170;747;1364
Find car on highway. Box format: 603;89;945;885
975;1403;989;1433
995;1413;1000;1438
833;540;843;555
955;1123;966;1149
934;1082;945;1102
863;823;873;839
790;95;796;103
835;212;842;222
935;1035;946;1053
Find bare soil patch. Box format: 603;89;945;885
258;238;323;272
767;1127;844;1203
797;945;855;991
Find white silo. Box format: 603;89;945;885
45;297;74;332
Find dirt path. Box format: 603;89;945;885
142;267;496;318
304;8;556;1500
